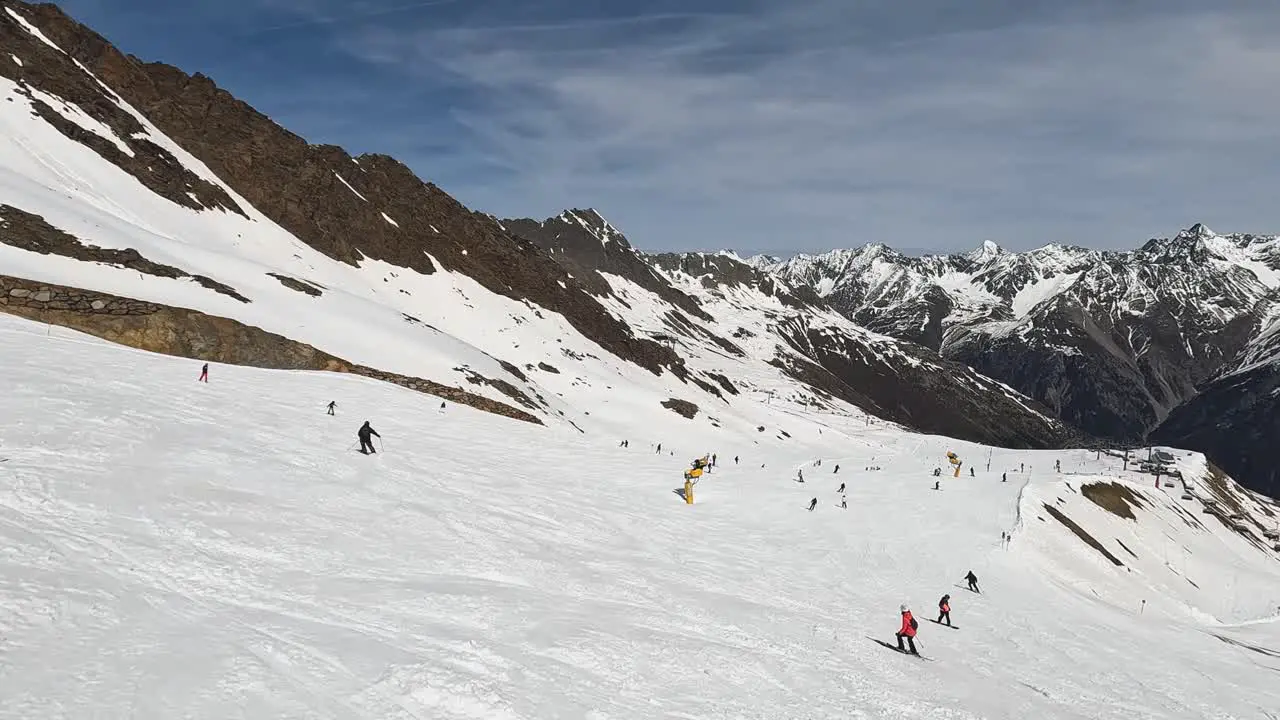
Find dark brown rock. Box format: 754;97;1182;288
0;204;248;302
661;398;699;419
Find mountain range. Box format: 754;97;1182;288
0;0;1275;497
752;226;1280;496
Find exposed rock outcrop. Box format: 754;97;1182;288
0;274;541;424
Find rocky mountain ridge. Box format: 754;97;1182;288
752;224;1280;496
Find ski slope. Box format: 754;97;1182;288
2;313;1279;719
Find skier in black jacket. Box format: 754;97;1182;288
357;421;380;454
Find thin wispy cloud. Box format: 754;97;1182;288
52;0;1280;255
240;0;459;37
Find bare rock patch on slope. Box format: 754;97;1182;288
0;204;248;302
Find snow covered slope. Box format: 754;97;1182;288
2;312;1278;719
0;0;1072;451
753;225;1280;496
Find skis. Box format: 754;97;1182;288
927;619;957;629
867;638;932;660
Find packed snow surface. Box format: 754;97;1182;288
2;313;1278;719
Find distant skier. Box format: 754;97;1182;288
841;495;847;509
934;480;940;491
798;469;804;483
964;570;980;593
969;466;975;477
440;401;446;410
327;401;336;416
198;363;208;382
734;455;739;465
896;605;920;655
834;464;840;474
1020;462;1025;472
657;443;662;454
1055;459;1061;473
1002;472;1007;483
837;482;846;494
357;421;380;455
808;497;818;512
712;453;717;467
937;594;952;626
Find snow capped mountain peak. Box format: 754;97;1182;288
1182;222;1216;240
966;239;1005;263
556;208;625;246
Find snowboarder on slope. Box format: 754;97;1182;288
327;401;336;416
357;421;381;455
896;605;920;655
808;497;818;512
937;594;952;626
964;570;980;593
198;363;208;382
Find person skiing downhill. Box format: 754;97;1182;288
327;401;336;416
969;466;975;477
937;594;952;626
837;482;846;494
964;570;980;593
198;363;208;382
357;421;380;455
896;604;919;655
808;497;818;512
834;464;840;474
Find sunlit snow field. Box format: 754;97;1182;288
2;314;1279;719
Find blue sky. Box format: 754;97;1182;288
55;0;1280;255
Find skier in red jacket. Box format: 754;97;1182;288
896;604;919;655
